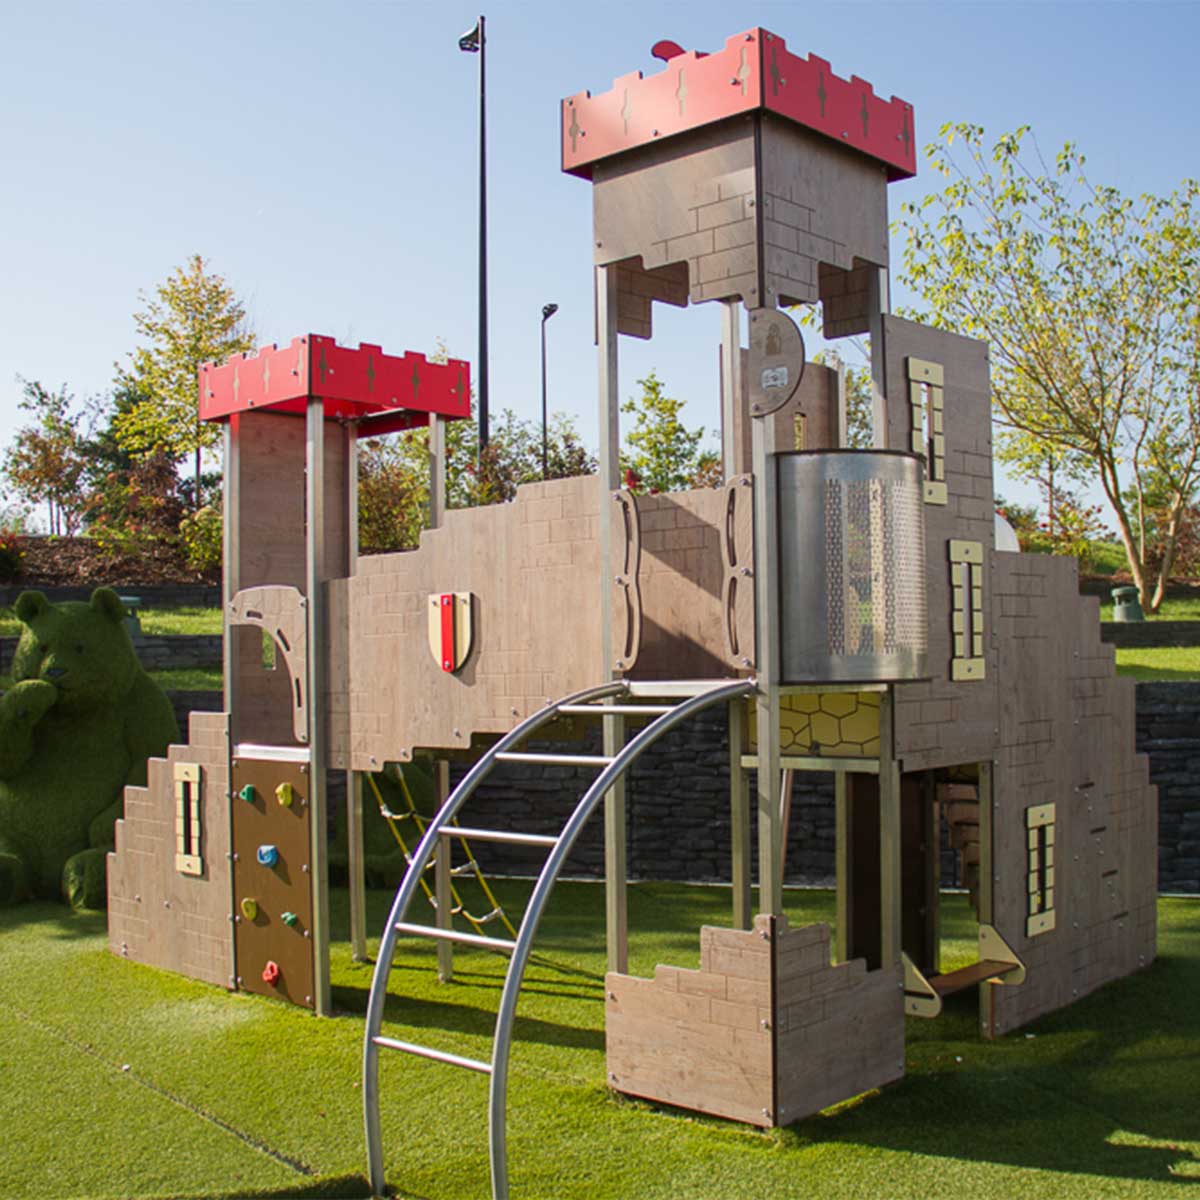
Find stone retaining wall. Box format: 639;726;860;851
1100;621;1200;648
0;583;220;607
1;634;222;675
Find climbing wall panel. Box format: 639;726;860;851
231;756;315;1008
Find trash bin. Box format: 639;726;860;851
118;594;144;641
1111;586;1145;623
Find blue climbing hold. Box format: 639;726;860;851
256;844;279;868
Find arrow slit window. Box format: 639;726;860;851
949;539;985;681
174;762;203;876
907;357;946;504
1026;803;1056;936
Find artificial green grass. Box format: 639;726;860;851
1099;595;1200;622
1114;647;1200;681
148;667;224;691
0;667;224;693
0;606;223;638
0;884;1196;1199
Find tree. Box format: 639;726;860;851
896;123;1200;610
113;255;255;508
813;348;873;449
356;408;597;554
621;371;708;493
2;380;91;534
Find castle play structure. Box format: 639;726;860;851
106;26;1158;1200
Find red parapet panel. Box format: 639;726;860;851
561;27;915;182
562;29;762;178
759;33;915;181
198;335;471;425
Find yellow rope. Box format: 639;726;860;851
365;770;518;940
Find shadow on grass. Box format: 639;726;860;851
333;963;606;1057
788;952;1200;1187
167;1175;375;1199
1117;666;1200;681
0;899;107;939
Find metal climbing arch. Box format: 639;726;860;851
362;676;754;1200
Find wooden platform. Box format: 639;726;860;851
929;959;1016;997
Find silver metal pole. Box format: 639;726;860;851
305;397;332;1016
719;299;743;478
487;679;754;1200
434;759;453;982
596;264;628;974
751;400;782;916
346;420;366;964
429;413;445;529
363;681;626;1197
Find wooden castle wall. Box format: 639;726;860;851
327;476;610;769
987;552;1157;1036
107;712;233;990
882;317;1000;770
606;915;903;1127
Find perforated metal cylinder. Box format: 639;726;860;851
777;451;927;683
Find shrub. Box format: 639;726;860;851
0;532;23;582
178;503;223;572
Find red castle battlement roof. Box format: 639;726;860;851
199;335;470;436
562;28;915;182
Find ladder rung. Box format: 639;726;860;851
626;679;734;698
557;703;673;716
372;1035;492;1074
450;862;478;877
440;825;559;848
394;921;516;953
495;752;614;767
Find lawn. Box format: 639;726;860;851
1098;594;1200;622
0;605;222;637
1113;648;1200;682
1;883;1197;1199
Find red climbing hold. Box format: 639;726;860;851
262;960;281;986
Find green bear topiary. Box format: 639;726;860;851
0;588;179;909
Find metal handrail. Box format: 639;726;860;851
363;679;628;1196
486;677;755;1199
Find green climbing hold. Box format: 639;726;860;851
239;785;257;804
281;910;299;928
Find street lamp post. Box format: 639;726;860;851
459;15;489;454
540;303;558;479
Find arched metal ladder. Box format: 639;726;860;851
362;676;755;1199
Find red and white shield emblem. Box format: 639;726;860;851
427;592;474;673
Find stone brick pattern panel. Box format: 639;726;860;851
107;711;232;990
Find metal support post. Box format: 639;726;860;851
434;759;453;982
834;770;849;962
878;689;901;970
345;420;367;964
348;771;367;962
779;767;795;881
868;267;890;449
729;698;751;930
305;398;332;1016
751;399;782;917
596;264;628;974
720;299;744;478
221;420;239;717
978;760;994;925
429;413;445;529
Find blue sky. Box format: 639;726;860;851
3;1;1199;521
